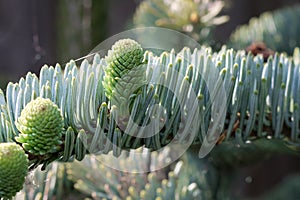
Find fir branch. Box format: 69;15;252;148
0;40;300;171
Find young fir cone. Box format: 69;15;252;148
0;143;28;199
15;97;64;156
103;39;147;128
102;38;144;100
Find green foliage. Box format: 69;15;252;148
66;150;217;200
18;162;85;200
133;0;229;44
229;5;300;54
0;143;28;199
0;39;300;171
0;39;300;199
15;97;64;156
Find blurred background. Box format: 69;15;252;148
0;0;299;87
1;0;300;199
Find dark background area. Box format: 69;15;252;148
0;0;300;198
0;0;299;85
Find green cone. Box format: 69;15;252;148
15;97;64;155
103;38;144;100
0;143;28;199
